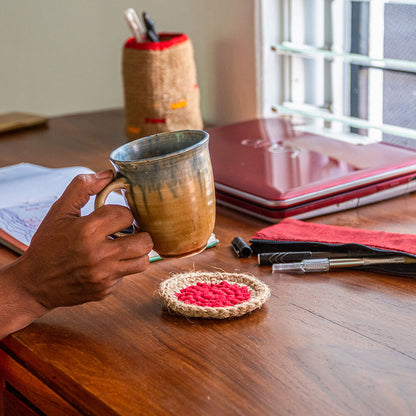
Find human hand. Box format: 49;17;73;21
13;170;153;310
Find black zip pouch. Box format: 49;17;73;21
249;219;416;277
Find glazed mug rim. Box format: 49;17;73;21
110;129;208;164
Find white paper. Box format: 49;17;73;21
0;163;126;247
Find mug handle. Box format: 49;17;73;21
94;176;131;238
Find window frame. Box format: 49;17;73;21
256;0;416;145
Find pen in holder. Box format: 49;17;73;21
122;33;203;140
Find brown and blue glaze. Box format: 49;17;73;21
96;130;216;258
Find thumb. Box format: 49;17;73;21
53;170;114;216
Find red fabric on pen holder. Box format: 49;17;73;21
122;33;203;140
250;218;416;276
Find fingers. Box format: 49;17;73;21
76;254;149;302
80;241;152;301
98;254;150;289
90;232;153;290
111;231;154;260
84;230;153;277
53;171;114;216
118;254;151;277
86;204;136;237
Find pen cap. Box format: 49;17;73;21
231;237;253;258
272;259;330;273
122;33;203;140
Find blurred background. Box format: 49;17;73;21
0;0;258;126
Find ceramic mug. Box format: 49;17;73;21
95;130;216;258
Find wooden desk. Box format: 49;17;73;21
0;110;415;415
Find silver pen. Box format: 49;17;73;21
124;8;147;42
272;256;416;273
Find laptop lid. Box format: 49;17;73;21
206;118;416;216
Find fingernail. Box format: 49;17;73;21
95;170;114;179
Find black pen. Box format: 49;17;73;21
258;250;381;265
142;12;159;42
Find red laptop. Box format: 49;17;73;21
206;118;416;221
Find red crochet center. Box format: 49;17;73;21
175;281;251;308
124;33;189;51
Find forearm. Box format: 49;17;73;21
0;259;48;340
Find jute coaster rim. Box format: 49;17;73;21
158;271;271;319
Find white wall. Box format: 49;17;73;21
0;0;258;126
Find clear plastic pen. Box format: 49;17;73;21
124;8;147;42
272;256;413;273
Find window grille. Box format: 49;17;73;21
257;0;416;146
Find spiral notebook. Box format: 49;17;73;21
207;118;416;222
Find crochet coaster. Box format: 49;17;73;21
158;271;271;319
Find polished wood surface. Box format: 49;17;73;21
1;110;416;415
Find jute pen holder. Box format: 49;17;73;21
122;33;203;140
